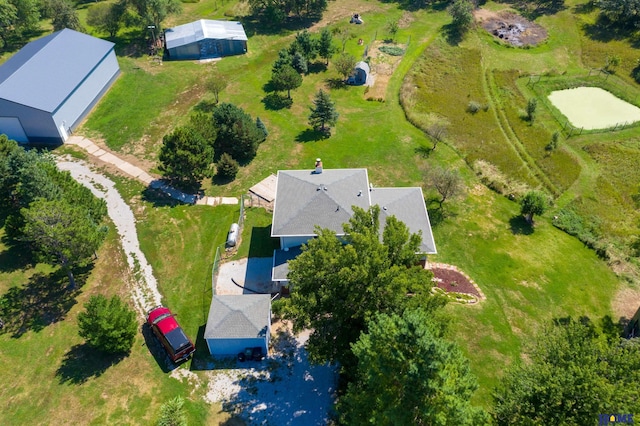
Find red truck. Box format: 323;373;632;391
147;306;195;363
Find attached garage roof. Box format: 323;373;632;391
0;29;115;113
205;294;270;340
165;20;248;50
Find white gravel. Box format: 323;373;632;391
56;158;162;315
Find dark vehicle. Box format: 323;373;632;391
147;306;195;363
238;346;264;362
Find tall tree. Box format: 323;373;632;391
493;319;640;425
386;19;399;42
86;2;124;38
520;190;548;224
158;125;214;184
212;103;264;161
448;0;474;33
47;0;83;31
339;309;488;425
21;199;107;288
281;206;445;370
78;295;138;354
333;52;357;80
308;89;339;133
317;28;335;65
127;0;181;31
270;64;302;99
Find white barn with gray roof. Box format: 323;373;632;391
165;20;248;60
271;165;436;282
204;294;271;356
0;29;119;145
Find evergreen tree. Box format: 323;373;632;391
212;103;264;161
22;199;107;288
339;309;488;425
78;295;138;354
308;89;339;133
159;126;214;184
292;51;308;74
157;396;187;426
317;28;336;65
255;117;268;141
270;64;302;99
216;152;239;180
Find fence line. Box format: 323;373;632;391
211;245;221;295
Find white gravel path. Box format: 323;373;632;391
56;159;162;315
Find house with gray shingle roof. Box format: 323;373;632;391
204;294;271;356
0;29;119;145
271;164;436;283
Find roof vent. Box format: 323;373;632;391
383;206;387;210
323;186;328;191
315;158;323;174
358;190;362;197
317;185;322;191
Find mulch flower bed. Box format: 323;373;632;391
430;267;482;299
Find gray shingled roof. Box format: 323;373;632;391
370;187;437;254
204;295;270;340
165;20;247;50
0;29;115;113
271;169;371;237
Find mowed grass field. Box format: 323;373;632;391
2;0;640;422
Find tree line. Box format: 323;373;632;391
0;136;108;288
0;0;182;50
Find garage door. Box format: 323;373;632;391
0;117;28;142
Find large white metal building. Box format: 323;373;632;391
165;20;248;60
0;29;120;145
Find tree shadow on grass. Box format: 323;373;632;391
262;93;293;111
0;268;90;338
56;344;127;384
193;99;219;114
415;144;433;158
0;240;35;273
295;128;328;143
442;23;465;46
425;198;457;227
509;215;534;235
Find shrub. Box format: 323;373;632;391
379;45;405;56
256;117;268;141
467;101;481;113
77;295;137;354
633;60;640;83
526;98;537;122
157;397;187;426
473;160;529;198
216;153;239;180
545;132;560;151
552;209;606;258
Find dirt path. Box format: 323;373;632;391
56;158;162;316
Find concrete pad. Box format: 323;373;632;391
93;148;107;157
118;162;143;177
216;257;278;295
220;197;239;205
84;144;101;154
99;152;125;167
76;138;94;149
